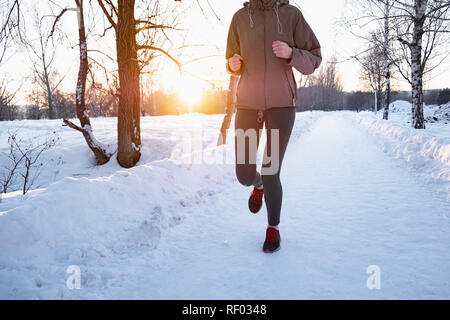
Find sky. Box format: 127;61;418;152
157;0;449;97
158;0;353;96
1;0;449;106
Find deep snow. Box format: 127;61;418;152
0;104;449;299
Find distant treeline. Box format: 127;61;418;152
1;87;449;121
0;86;227;121
297;87;450;112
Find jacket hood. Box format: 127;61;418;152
244;0;289;11
243;0;290;33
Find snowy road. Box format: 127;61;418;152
98;114;450;299
1;112;449;299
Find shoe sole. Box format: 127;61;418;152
249;207;262;214
248;199;263;214
263;246;281;253
263;237;281;253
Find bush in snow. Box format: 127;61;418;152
0;130;59;195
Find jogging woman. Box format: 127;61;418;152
226;0;321;253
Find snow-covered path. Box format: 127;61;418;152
98;114;450;299
1;112;449;299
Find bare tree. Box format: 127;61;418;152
306;58;344;110
0;0;22;121
392;0;450;129
1;130;59;194
26;8;65;120
381;0;393;120
87;72;119;117
344;0;395;119
359;32;386;114
0;131;23;193
49;0;112;165
0;75;21;120
96;0;182;168
0;0;21;66
11;132;59;194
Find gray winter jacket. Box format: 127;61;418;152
226;0;322;110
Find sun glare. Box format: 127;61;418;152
178;81;203;108
159;62;206;110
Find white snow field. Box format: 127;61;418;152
0;104;449;299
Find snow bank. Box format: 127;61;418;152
354;112;450;197
425;102;450;124
389;100;412;114
0;116;219;195
0;155;234;298
386;100;445;124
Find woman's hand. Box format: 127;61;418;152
228;54;243;72
272;41;293;60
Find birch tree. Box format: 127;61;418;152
392;0;450;129
381;0;393;120
49;0;112;164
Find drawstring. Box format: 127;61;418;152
246;0;283;33
247;5;254;28
275;1;283;34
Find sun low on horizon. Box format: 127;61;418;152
177;79;204;109
157;63;208;110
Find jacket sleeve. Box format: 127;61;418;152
288;10;322;75
225;12;242;76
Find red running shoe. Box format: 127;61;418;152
248;187;264;214
263;227;281;253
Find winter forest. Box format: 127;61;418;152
1;0;450;301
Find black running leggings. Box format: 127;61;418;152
234;107;296;226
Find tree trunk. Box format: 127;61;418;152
410;0;427;129
374;90;378;114
40;35;54;119
64;0;111;165
45;76;54;119
383;68;391;120
382;0;391;120
116;0;141;168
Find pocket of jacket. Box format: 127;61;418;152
284;69;295;100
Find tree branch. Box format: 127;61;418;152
137;45;180;69
96;0;116;30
